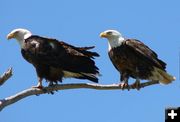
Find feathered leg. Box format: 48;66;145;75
119;72;129;90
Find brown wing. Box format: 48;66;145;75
22;35;99;74
124;39;166;70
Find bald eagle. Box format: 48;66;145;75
7;28;100;88
100;30;175;89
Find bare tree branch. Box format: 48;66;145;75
0;80;159;111
0;68;13;86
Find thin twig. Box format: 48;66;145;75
0;80;159;111
0;68;13;86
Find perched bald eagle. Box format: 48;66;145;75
100;30;175;89
7;28;100;88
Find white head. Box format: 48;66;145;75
7;28;32;48
100;30;125;50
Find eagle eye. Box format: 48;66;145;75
107;31;113;35
14;31;19;35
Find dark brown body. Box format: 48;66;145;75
21;35;99;83
108;39;166;82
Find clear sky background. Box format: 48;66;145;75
0;0;179;122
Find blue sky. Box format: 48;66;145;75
0;0;179;122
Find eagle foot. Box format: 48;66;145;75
32;85;43;89
47;91;55;95
119;82;129;90
32;79;43;89
32;85;46;96
47;82;58;95
33;86;54;95
40;88;55;95
48;82;57;87
131;80;141;90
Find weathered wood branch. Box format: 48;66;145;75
0;68;13;86
0;80;159;111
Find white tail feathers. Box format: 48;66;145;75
150;67;176;84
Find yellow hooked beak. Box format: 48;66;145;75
7;33;15;40
99;32;108;38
